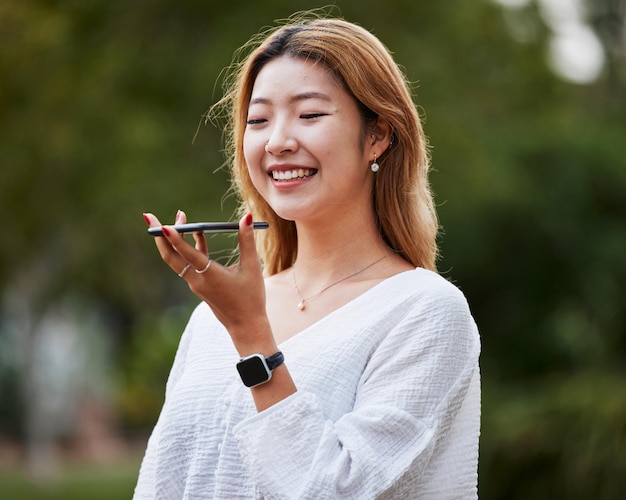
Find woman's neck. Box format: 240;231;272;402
292;214;390;288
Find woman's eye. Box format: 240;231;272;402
301;113;327;120
246;118;267;125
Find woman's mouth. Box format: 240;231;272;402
270;168;318;181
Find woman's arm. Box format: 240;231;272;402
234;284;480;499
144;210;298;411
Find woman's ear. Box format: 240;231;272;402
369;119;393;157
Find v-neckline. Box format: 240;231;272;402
275;268;420;349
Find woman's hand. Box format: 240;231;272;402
143;210;277;358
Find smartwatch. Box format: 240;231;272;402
236;351;285;388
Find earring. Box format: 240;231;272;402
370;154;379;173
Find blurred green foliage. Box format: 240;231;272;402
0;460;138;499
117;304;194;431
1;0;625;498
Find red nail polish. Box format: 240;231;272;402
143;213;150;226
245;212;253;227
161;226;171;236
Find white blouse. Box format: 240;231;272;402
133;268;481;499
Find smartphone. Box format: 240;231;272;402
148;221;269;237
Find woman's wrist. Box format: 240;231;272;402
249;363;297;412
229;317;278;358
230;320;296;411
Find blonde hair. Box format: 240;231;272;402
212;13;438;275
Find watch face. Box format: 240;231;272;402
236;355;271;387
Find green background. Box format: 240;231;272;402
1;0;624;498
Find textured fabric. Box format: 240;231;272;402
133;268;481;499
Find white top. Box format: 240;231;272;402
133;268;481;499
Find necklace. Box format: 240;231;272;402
292;254;389;311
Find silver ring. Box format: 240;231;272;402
195;259;212;274
177;263;191;278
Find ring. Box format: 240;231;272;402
178;263;191;278
195;260;212;274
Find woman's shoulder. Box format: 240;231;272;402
384;268;478;334
388;268;480;350
389;267;471;304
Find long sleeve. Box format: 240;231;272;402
134;268;480;499
233;273;480;499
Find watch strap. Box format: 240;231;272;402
265;351;285;371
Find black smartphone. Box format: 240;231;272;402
148;221;269;237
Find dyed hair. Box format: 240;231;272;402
212;14;438;275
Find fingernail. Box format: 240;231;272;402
143;213;150;226
245;212;253;227
176;210;183;222
161;226;172;237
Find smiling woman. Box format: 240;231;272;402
137;11;480;500
223;17;437;276
243;56;379;227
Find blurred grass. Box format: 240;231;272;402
0;459;140;500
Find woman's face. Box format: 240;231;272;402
243;56;374;224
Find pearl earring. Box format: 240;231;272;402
371;154;379;173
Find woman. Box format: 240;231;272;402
138;14;480;500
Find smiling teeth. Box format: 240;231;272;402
271;169;316;180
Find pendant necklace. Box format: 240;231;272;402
292;254;389;311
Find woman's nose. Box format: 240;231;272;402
264;123;298;155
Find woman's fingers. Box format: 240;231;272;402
144;212;178;259
160;225;211;275
142;211;261;290
143;211;197;276
193;231;208;255
142;211;268;341
143;212;162;228
237;212;262;275
175;210;186;224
